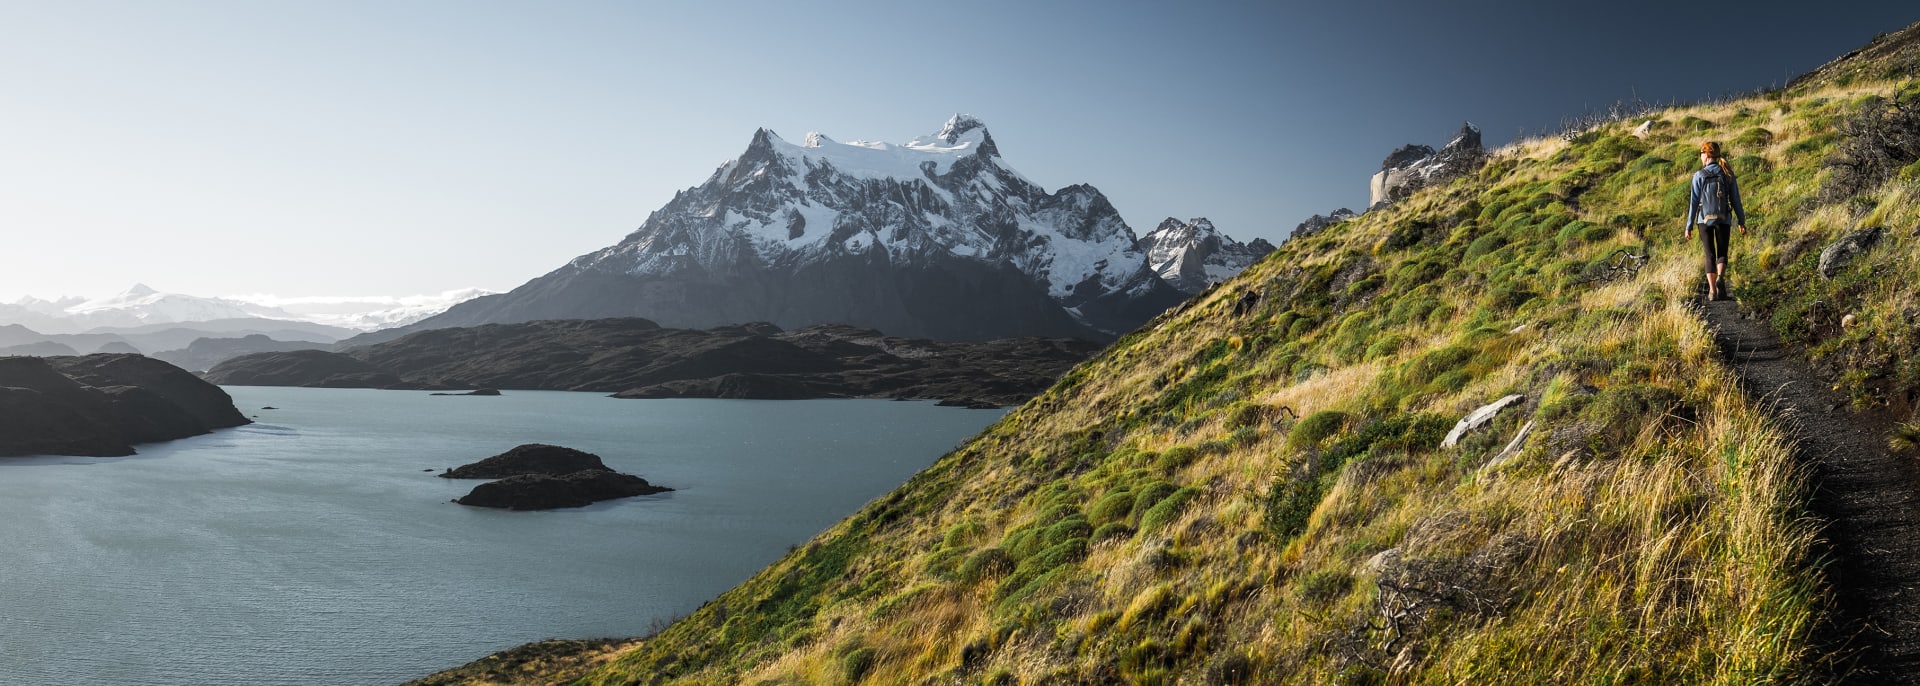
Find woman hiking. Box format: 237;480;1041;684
1685;141;1748;301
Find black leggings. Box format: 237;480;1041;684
1697;222;1731;273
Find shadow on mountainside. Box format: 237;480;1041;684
1700;293;1920;682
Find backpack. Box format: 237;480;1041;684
1699;167;1731;224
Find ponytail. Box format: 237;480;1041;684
1702;141;1734;178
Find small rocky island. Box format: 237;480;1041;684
0;353;251;457
441;444;670;511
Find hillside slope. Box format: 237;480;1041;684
424;22;1920;685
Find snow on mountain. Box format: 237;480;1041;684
61;283;301;328
1138;218;1277;294
584;114;1141;303
228;288;498;330
412;114;1187;341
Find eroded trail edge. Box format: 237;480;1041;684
1700;296;1920;680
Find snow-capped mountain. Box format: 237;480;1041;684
1138;218;1276;294
406;115;1187;341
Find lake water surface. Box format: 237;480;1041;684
0;387;1001;685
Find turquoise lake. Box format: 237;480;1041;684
0;387;1002;685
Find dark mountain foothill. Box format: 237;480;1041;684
208;318;1099;405
440;444;671;510
0;354;250;457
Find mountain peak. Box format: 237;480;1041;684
124;283;158;297
935;114;986;143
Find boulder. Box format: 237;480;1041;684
455;470;671;511
441;444;614;479
1818;226;1885;278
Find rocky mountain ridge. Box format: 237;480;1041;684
1368;121;1486;207
1137;217;1276;294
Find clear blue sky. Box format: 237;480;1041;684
2;1;1914;301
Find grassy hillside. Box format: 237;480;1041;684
437;22;1920;685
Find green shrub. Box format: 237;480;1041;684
841;645;877;681
1131;482;1180;523
1093;522;1135;543
1263;477;1323;541
1156;445;1200;472
1289;410;1350;447
1045;516;1093;546
1733;127;1774;149
923;547;968;580
1089;489;1136;524
1139;487;1202;531
1465;233;1507;260
959;547;1014;582
1364;334;1408;360
944;520;986;548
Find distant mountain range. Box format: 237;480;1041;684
0;284;492;335
387;116;1273;342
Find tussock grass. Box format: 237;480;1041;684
436;24;1920;686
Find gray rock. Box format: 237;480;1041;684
1818;226;1885;278
1441;394;1526;448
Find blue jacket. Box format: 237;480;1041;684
1686;162;1745;229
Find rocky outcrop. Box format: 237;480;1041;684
0;354;250;457
1369;122;1486;207
441;444;672;510
1137;218;1277;294
456;471;671;511
212;318;1097;405
1290;208;1359;241
1818;226;1885;278
440;444;611;479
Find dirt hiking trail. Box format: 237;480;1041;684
1700;295;1920;682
